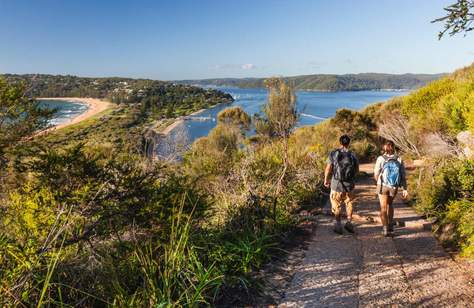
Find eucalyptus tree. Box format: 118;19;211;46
434;0;474;38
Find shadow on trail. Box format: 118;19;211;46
280;165;474;307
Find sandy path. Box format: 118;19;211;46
280;164;474;307
38;97;112;133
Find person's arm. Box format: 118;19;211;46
373;157;382;182
392;156;409;198
400;159;408;191
354;154;359;174
324;163;332;188
324;152;333;187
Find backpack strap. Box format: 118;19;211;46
383;154;399;162
379;155;384;190
330;149;338;165
378;155;387;189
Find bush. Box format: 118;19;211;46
0;144;211;306
0;79;328;306
444;199;474;258
351;139;377;162
398;66;474;136
412;158;474;258
330;108;374;140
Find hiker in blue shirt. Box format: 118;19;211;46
374;140;409;237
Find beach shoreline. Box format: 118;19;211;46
38;97;112;133
160;108;208;135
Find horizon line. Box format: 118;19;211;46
1;70;449;82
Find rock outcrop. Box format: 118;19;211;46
457;130;474;158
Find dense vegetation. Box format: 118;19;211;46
177;72;445;91
2;73;233;117
1;74;233;156
0;77;330;306
336;63;474;258
392;64;474;258
1;61;473;306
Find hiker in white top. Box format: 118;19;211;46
374;140;408;237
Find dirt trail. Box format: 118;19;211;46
279;163;474;307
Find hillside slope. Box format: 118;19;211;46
177;72;445;91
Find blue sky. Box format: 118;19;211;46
0;0;473;80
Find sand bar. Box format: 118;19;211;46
160;108;207;135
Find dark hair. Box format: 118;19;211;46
339;135;351;146
383;140;395;154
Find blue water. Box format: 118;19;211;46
173;88;408;142
39;100;89;125
39;91;409;157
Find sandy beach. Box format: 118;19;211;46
38;97;112;133
161;108;207;135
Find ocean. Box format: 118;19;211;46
39;99;89;126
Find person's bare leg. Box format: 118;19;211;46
378;194;389;227
379;194;391;236
345;193;353;221
343;193;355;233
330;192;343;234
331;195;342;223
388;195;395;231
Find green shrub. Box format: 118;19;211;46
412;158;474;258
110;205;223;307
444;199;474;258
330;108;374;140
413;160;460;217
0;78;327;306
351;139;377;162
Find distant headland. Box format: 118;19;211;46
175;72;446;92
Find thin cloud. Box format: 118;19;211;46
211;63;257;70
241;63;256;70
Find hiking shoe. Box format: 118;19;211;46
334;223;343;235
388;221;396;233
344;221;355;233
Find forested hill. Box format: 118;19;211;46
176;72;445;91
2;73;233;107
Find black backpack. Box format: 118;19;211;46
333;150;356;183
